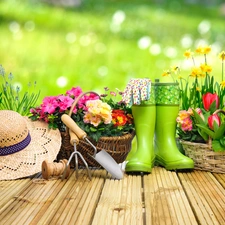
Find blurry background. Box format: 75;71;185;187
0;0;225;103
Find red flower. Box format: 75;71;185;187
112;109;127;126
208;114;221;130
202;93;219;111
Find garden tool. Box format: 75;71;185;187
42;159;70;180
61;114;124;180
123;78;156;173
154;81;194;170
61;129;92;180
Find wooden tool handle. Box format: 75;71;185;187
69;129;79;145
61;114;87;139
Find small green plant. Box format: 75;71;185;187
0;65;40;116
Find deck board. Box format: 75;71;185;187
178;171;225;225
0;167;225;225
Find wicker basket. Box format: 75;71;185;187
180;140;225;173
57;91;135;168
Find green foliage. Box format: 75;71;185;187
0;65;40;115
194;109;225;152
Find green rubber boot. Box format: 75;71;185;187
154;82;194;170
125;85;156;173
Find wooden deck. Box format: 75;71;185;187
0;166;225;225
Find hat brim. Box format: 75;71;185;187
0;117;62;180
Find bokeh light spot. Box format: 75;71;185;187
138;36;152;49
112;10;126;25
9;21;20;33
181;34;193;48
24;21;35;32
164;47;177;58
79;35;91;46
98;66;108;76
66;32;76;43
149;44;161;55
56;76;68;87
198;20;211;34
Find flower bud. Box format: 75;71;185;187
208;114;221;130
202;92;219;111
195;108;205;121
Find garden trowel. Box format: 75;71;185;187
61;114;124;180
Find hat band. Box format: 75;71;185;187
0;133;31;156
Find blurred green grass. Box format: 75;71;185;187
0;0;225;104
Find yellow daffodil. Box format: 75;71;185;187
195;45;211;54
184;50;193;59
220;80;225;88
200;64;212;73
190;67;202;78
219;51;225;61
162;70;170;77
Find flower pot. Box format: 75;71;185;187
180;140;225;173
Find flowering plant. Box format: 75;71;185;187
163;46;225;152
0;65;40;115
29;86;134;141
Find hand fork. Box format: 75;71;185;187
61;129;92;181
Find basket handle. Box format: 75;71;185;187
68;91;100;117
63;91;100;135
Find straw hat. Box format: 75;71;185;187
0;110;61;180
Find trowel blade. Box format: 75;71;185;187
94;150;123;180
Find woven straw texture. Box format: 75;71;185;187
57;91;135;168
180;140;225;173
0;110;62;180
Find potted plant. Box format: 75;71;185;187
162;45;225;173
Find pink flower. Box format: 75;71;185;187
57;95;74;111
110;91;116;97
66;86;83;98
208;114;221;130
176;110;193;131
41;96;59;114
181;117;193;131
202;92;219;111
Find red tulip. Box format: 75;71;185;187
202;93;219;111
208;114;221;130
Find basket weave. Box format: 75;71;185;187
180;140;225;173
57;91;135;168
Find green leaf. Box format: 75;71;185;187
214;123;225;139
196;124;215;139
212;139;225;152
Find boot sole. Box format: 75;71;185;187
125;160;155;173
155;159;194;170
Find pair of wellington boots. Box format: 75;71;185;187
125;82;194;173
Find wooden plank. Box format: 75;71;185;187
0;174;64;225
92;173;143;225
161;168;197;225
69;170;106;225
213;173;225;188
0;178;31;210
193;171;225;224
29;170;83;225
33;169;105;225
178;171;223;225
143;167;197;225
